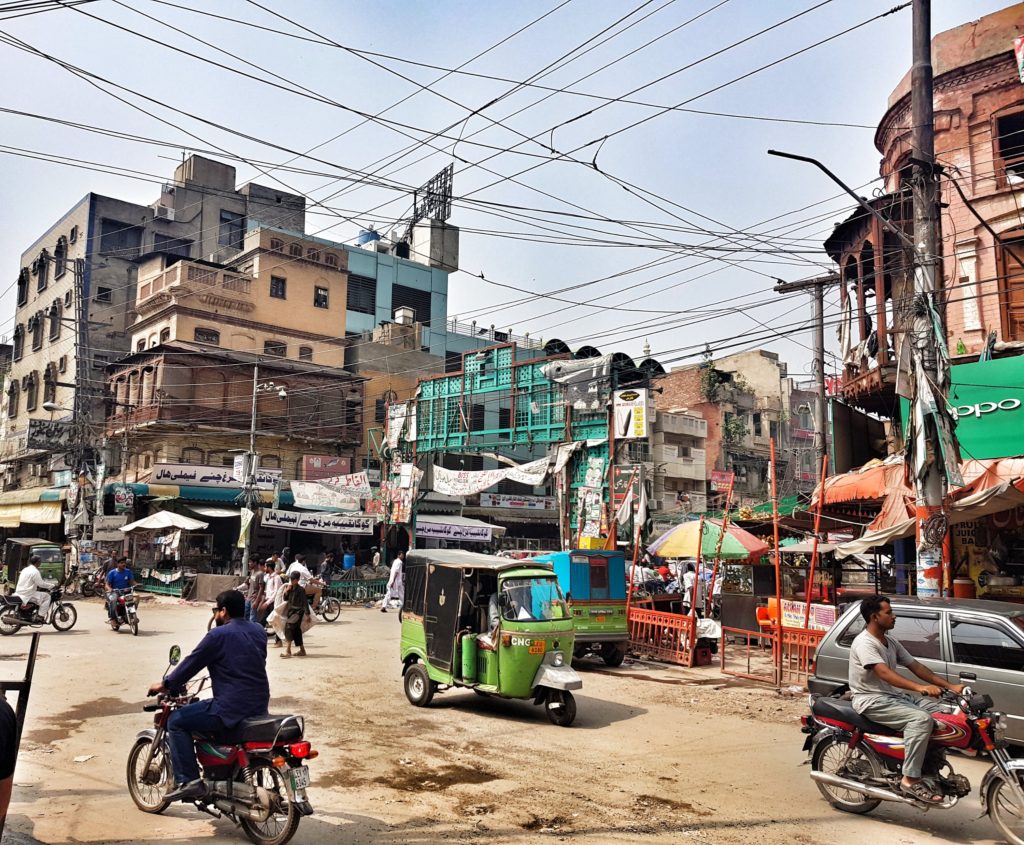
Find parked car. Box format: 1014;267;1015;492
809;596;1024;746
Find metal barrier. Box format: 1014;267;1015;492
627;607;695;667
779;627;826;686
137;568;185;597
719;625;826;687
327;578;386;604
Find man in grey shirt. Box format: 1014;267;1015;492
849;595;963;804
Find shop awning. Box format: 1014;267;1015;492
0;487;67;528
122;511;209;532
103;483;293;507
417;515;507;542
462;506;558;525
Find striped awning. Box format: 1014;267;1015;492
0;487;67;527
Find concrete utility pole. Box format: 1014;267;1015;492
773;273;838;481
909;0;950;596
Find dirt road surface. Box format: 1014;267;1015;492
0;598;1010;844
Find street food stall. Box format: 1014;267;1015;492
120;510;210;597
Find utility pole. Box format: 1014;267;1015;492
773;273;838;481
909;0;957;596
241;363;260;576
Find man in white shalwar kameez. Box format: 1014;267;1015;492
380;550;405;613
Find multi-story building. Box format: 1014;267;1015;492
1;154;305;497
637;409;708;523
825;5;1024;457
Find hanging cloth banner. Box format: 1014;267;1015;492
432;457;550;496
291;481;361;511
387;402;409;448
316;471;373;498
237;507;255;549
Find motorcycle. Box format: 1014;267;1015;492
0;580;78;635
109;587;140;635
80;568;105;598
802;685;1024;844
127;645;315;845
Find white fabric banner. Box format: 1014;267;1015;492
291;481;361;511
432;457;549;496
316;471;373;498
261;508;376;535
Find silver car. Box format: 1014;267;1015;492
809;597;1024;746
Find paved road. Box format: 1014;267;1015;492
0;597;1011;844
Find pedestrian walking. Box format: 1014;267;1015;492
259;560;284;647
380;550;405;614
245;557;265;624
281;572;309;658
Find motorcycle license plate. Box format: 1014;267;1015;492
290;766;310;790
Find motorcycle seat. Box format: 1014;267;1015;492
3;596;23;607
209;714;303;745
812;696;900;736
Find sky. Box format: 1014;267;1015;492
0;0;1014;385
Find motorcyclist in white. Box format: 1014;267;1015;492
13;555;55;621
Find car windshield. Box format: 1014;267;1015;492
501;577;569;622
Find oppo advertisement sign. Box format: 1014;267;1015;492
901;356;1024;460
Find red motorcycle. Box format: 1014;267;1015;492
127;646;315;845
803;686;1024;843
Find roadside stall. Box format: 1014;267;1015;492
120;511;210;598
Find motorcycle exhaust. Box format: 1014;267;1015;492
811;771;921;805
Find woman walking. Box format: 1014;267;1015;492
281;571;309;658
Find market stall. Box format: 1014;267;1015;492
121;511;210;597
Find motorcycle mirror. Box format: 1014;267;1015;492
169;645;181;665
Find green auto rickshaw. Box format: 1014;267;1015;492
399;549;582;726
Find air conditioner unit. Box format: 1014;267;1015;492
152;205;175;222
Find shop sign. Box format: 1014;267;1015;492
900;356;1024;460
780;599;836;631
152;462;281;490
27;419;74;450
417;520;492;541
709;470;734;493
260;508;376;534
479;492;556;510
302;455;351;481
611;464;643;511
112;483;135;514
93;514;128;542
612;388;649;440
291;481;360;511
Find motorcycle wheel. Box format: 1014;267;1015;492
126;737;173;814
130;616;140;636
239;761;300;845
81;581;96;598
319;597;342;622
545;690;577;727
987;773;1024;845
811;735;883;814
51;603;77;632
0;615;21;636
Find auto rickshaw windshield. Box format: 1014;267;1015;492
500;577;569;622
32;547;62;564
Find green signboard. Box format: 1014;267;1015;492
901;356;1024;461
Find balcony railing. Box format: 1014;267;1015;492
138;262;252;302
446;317;544;349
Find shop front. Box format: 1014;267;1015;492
415;515;506;552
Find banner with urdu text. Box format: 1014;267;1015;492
432;457;549;496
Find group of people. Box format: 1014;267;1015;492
631;557;721;615
238;548;323;658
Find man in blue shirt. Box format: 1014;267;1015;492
148;589;269;802
105;557;137;625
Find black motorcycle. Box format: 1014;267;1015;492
0;580;78;634
109;587;140;635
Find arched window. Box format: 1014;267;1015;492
29;314;43;351
288;243;302;258
259;454;281;469
159;327;171;343
307;248;320;262
12;324;24;362
136;339;146;352
54;236;68;278
324;252;338;267
269;238;283;252
6;382;18;418
16;268;28;306
194;327;220;345
24;372;38;412
35;250;49;291
299;346;313;362
43;363;57;404
48;299;62;341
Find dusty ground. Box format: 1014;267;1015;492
0;597;1009;844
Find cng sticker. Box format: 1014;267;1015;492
510;636;531;647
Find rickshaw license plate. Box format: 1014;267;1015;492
290;766;310;789
595;615;606;623
528;641;545;654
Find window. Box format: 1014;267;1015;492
288;243;302;258
43;365;56;405
54;236;67;278
752;412;762;437
194;327;220;345
307;248;320;262
36;250;48;291
325;252;338;267
997;112;1024;184
346;274;376;314
99;218;143;257
29;314;43;351
159;328;171;343
16;268;28;306
299;346;313;362
391;283;431;324
264;340;286;357
95;287;112;304
64;290;72;308
951;619;1024;671
48;300;61;341
218;209;245;249
12;325;23;362
180;447;204;465
836;613;942;660
375;399;386;423
6;383;17;418
136;340;146;352
589;558;609;590
69;225;78;244
58;355;67;373
269;238;283;252
445;351;462;373
269;276;287;299
153;234;192;258
260;455;281;469
314;286;329;309
24;373;37;412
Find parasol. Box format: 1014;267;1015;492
647;518;769;562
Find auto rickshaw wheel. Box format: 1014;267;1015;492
545;690;576;727
602;644;625;667
404;663;435;707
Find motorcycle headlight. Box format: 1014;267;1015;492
993;712;1008;742
552;652;564;667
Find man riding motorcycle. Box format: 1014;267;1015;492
849;594;964;804
148;589;269;802
105;557;137;627
13;555;55;622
